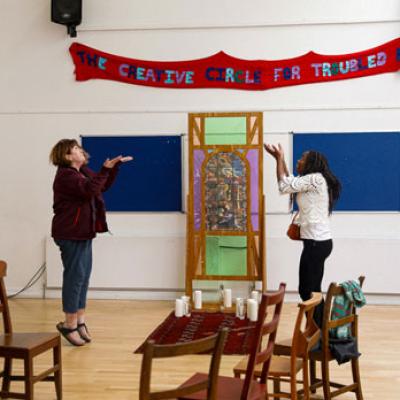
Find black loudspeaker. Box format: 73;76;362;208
51;0;82;37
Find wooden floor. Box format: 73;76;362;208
6;298;400;399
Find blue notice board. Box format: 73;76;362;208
81;136;182;212
293;132;400;211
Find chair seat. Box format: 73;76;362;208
0;333;59;351
178;372;267;400
309;348;334;362
273;337;292;356
233;355;303;378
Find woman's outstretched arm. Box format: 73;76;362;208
264;143;289;182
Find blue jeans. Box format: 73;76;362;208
54;239;93;314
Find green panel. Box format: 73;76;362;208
205;117;247;145
205;133;247;145
205;236;220;273
206;236;247;276
205;117;246;134
219;236;247;247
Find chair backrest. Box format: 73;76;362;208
291;292;323;359
321;276;365;352
139;327;228;400
0;261;12;334
241;283;286;400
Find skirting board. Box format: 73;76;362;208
5;285;400;304
43;288;400;305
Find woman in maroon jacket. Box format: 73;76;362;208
50;139;132;346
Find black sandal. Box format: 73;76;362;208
77;323;92;343
56;322;85;346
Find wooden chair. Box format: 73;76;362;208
177;283;286;400
308;276;365;400
233;292;322;400
139;327;228;400
0;260;62;400
274;277;365;400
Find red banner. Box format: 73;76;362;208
70;38;400;91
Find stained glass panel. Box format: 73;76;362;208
205;152;247;231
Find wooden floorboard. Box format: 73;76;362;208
5;299;400;399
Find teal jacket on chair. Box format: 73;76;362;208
330;280;366;339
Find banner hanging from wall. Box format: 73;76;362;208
69;38;400;91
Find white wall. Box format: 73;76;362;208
1;0;400;303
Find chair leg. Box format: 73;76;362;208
309;360;317;394
351;357;363;400
301;359;309;400
273;378;281;400
1;357;12;395
321;358;331;400
53;342;63;400
24;356;34;400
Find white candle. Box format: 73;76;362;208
223;288;232;308
175;299;184;317
251;290;260;304
193;290;202;309
247;299;258;321
181;296;191;316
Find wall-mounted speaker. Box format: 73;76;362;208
51;0;82;37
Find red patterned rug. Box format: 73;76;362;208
135;311;257;355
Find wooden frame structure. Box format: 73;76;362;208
186;112;266;302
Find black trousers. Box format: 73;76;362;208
299;239;333;327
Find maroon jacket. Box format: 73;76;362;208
51;164;119;240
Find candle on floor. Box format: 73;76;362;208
181;296;191;317
193;290;202;309
247;298;258;321
223;288;232;308
175;299;184;317
251;290;260;304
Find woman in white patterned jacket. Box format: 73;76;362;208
265;143;341;326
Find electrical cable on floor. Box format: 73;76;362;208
8;263;47;299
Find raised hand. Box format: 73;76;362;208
120;156;133;163
103;156;121;168
103;155;134;168
264;143;284;160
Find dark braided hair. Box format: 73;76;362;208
300;150;341;214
